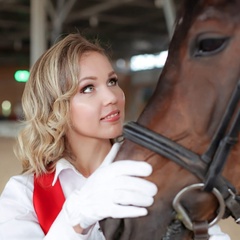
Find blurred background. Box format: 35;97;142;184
0;0;239;238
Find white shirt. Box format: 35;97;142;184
0;142;230;240
0;158;105;240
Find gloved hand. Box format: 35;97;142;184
63;143;157;229
209;224;231;240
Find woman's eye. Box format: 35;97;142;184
108;78;118;86
193;37;229;57
80;85;94;93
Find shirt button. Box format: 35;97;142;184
98;227;102;232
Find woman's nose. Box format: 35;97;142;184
102;87;118;105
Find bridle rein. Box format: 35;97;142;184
121;79;240;238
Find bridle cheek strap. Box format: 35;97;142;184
193;221;209;240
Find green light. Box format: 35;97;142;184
14;70;30;82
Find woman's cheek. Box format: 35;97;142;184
122;92;125;101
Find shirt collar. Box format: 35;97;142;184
52;158;80;186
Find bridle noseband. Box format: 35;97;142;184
121;79;240;238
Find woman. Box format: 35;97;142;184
0;34;230;239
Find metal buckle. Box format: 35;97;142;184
172;183;225;231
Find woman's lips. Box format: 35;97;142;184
101;110;120;122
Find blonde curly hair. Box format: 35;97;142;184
15;33;106;176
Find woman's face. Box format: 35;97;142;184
68;51;125;141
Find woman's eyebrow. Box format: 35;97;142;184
79;71;116;82
79;76;97;82
108;71;117;77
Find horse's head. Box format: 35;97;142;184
101;0;240;239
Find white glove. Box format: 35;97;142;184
99;142;122;167
209;224;231;240
63;144;157;229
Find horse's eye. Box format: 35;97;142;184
193;37;229;57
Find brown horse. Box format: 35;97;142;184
100;0;240;239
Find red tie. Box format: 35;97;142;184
33;172;65;234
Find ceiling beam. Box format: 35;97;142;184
66;0;135;23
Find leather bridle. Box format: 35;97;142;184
121;79;240;238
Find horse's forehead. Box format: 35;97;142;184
199;0;240;6
199;0;240;12
181;0;240;28
184;0;240;14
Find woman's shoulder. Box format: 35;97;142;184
0;173;35;222
1;173;34;199
8;172;34;186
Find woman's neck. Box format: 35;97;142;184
67;137;112;177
